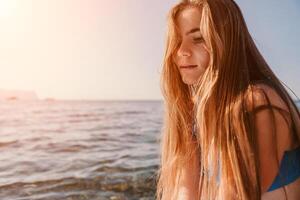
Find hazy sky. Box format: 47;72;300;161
0;0;299;100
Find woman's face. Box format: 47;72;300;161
174;7;210;85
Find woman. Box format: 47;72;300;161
156;0;300;199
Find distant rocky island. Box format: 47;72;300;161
0;89;39;101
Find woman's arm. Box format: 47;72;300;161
250;83;294;196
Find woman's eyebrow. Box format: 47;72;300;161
186;28;200;35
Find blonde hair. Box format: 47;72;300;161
156;0;300;199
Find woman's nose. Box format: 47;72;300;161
177;43;191;57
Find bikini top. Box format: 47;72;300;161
267;145;300;192
191;122;300;192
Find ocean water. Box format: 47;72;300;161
0;100;299;200
0;100;163;200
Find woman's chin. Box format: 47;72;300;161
182;77;198;85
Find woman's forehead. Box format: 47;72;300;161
176;7;202;35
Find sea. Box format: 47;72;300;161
0;100;299;200
0;100;163;200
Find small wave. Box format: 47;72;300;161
113;110;147;116
0;175;156;199
0;140;19;149
93;164;158;174
54;144;89;153
66;117;102;124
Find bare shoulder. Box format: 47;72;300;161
246;82;295;149
244;82;290;115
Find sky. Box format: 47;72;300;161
0;0;299;100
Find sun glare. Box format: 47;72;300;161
0;0;18;18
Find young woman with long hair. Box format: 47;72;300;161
156;0;300;199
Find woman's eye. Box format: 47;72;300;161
193;37;204;43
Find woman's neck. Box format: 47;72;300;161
190;84;198;103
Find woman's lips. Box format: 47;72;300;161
180;65;198;69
